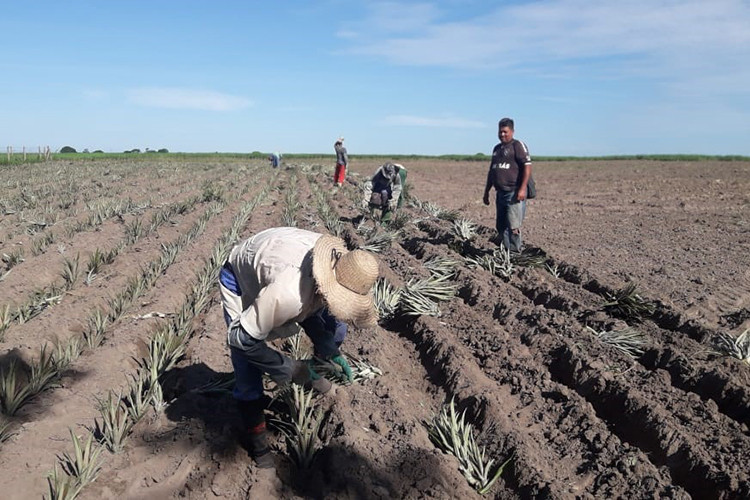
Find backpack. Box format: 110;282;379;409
526;175;536;199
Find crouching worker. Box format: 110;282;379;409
363;162;407;222
268;152;281;168
219;227;379;468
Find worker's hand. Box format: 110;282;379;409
482;193;490;206
516;187;527;202
291;359;312;385
307;360;323;381
331;355;353;382
388;199;398;211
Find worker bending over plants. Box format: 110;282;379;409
363;162;408;222
218;227;379;468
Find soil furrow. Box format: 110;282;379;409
382;227;691;498
414;215;750;428
0;178;271;499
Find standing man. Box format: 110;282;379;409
219;227;379;468
333;137;348;186
483;117;532;252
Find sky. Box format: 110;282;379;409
2;1;749;156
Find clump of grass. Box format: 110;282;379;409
0;360;33;416
586;326;646;358
465;248;514;279
275;385;323;469
2;248;25;270
60;254;80;290
21;288;64;323
52;337;83;372
31;232;55;256
83;309;108;348
124;372;152;423
399;285;441;317
95;391;133;453
424;256;460;280
28;344;60;395
386;211;409;230
452;219;478;242
602;283;655;322
283;329;309;360
355;218;376;238
106;294;128;323
510;248;547;268
422;201;460;221
86;248;105;276
46;464;83;500
360;230;398;253
436;208;460;222
405;275;457;303
373;278;402;321
201;181;225;203
545;262;561;278
59;429;103;489
0;304;12;340
1;417;15;445
124;217;145;245
712;329;750;365
425;399;512;495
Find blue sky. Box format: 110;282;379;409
2;1;749;156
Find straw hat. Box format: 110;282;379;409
312;235;379;328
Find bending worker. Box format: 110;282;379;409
219;227;379;468
363;162;407;222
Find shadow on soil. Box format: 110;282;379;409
159;362;473;499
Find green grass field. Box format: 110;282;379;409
2;151;749;166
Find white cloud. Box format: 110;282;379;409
382;114;483;128
127;88;253;111
344;0;750;80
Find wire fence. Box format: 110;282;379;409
3;146;52;164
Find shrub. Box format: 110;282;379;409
60;146;77;153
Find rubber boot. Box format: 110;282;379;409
237;399;275;469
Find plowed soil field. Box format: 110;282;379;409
0;157;748;499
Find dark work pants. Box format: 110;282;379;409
220;261;347;402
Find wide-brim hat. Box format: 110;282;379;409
312;235;379;328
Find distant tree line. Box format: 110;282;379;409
59;146;169;154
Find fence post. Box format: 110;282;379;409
23;146;26;161
6;146;11;162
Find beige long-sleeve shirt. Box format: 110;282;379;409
220;227;325;346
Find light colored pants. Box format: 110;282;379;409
495;190;526;252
